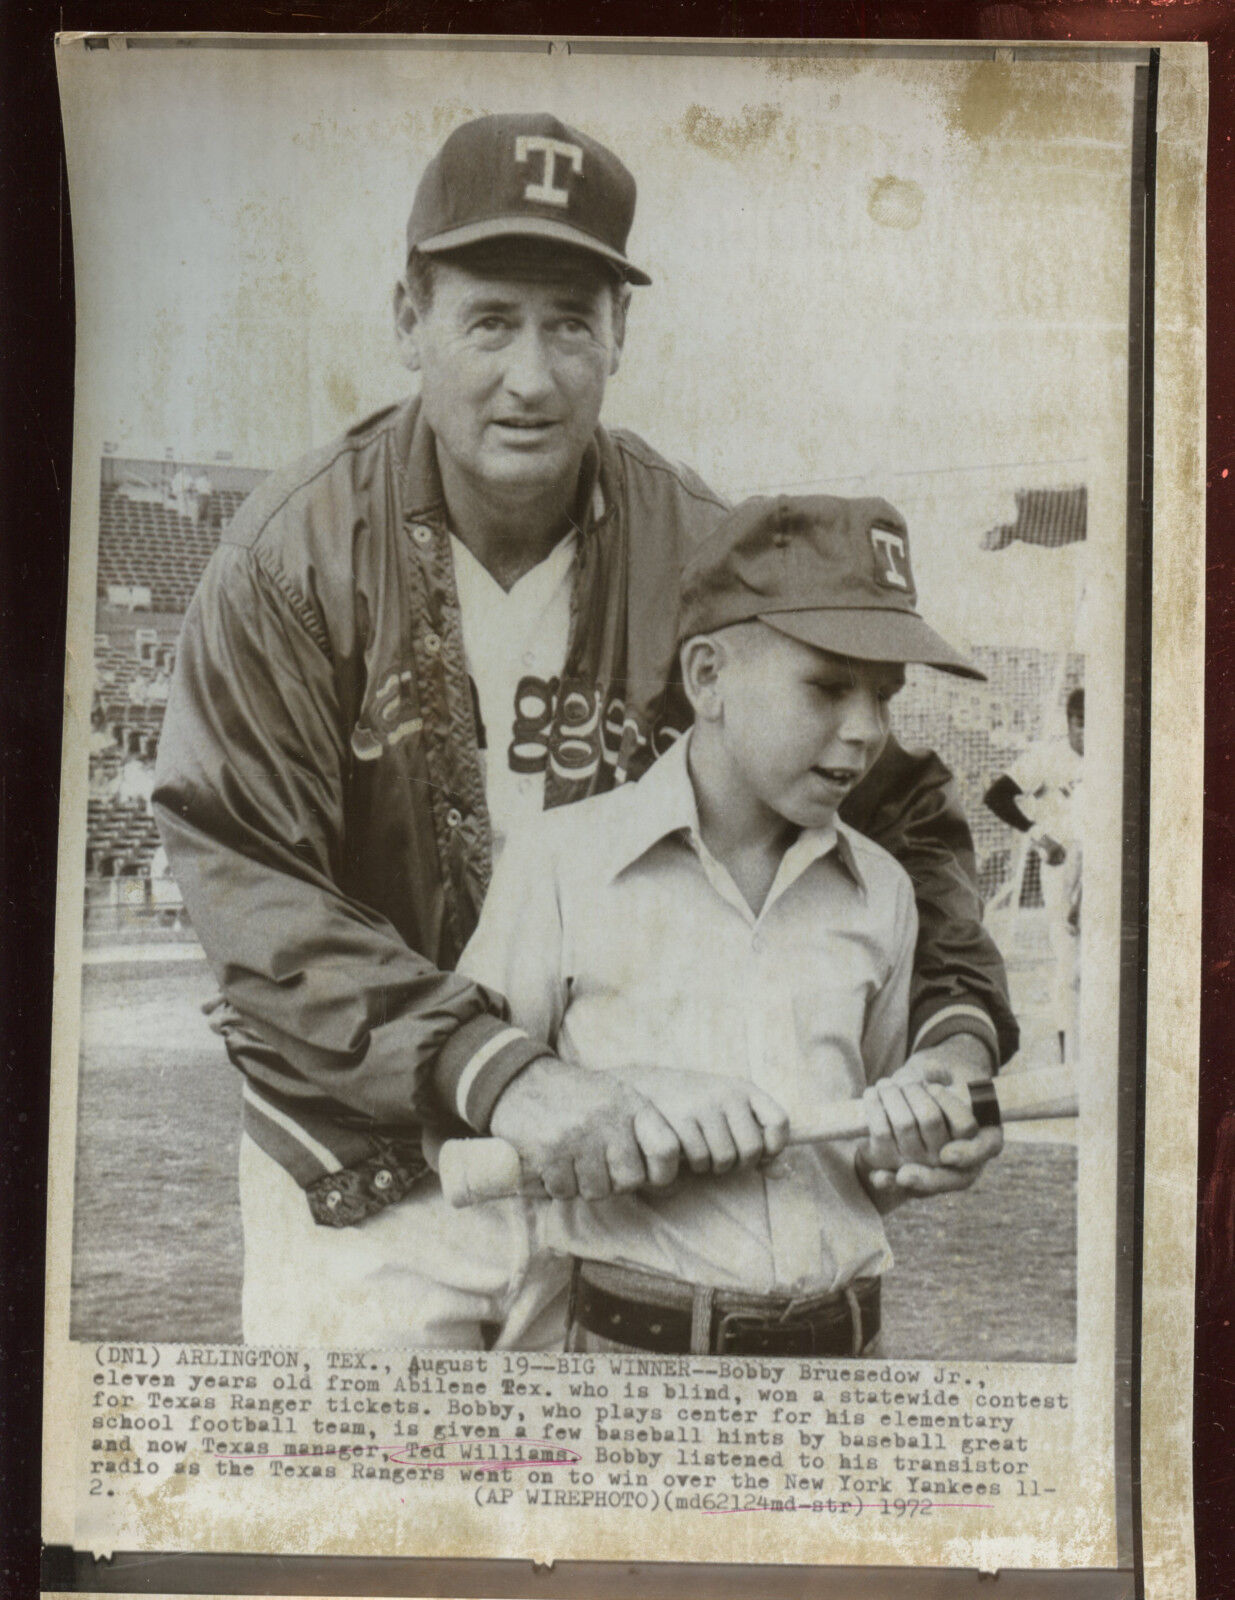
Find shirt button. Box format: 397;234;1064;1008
423;631;441;655
324;1190;342;1210
446;807;463;829
410;523;433;546
372;1168;393;1191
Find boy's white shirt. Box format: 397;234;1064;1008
458;733;918;1296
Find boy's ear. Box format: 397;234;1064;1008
680;634;725;720
393;279;422;374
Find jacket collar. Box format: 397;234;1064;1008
397;396;607;532
603;731;867;895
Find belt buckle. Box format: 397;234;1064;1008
716;1291;858;1356
714;1308;770;1355
714;1301;808;1355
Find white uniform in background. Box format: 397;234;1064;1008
1007;736;1082;1059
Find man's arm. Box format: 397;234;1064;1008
159;546;702;1204
154;543;547;1134
984;771;1067;866
841;732;1019;1069
983;772;1034;833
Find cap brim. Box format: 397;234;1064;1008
415;216;652;285
759;609;986;681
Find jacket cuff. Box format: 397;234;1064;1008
910;1003;1000;1071
434;1014;550;1132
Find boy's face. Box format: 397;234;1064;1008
711;626;903;830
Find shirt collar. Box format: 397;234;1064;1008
601;733;698;882
604;732;868;896
830;827;867;893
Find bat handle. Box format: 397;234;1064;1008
438;1135;524;1206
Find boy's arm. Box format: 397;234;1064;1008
454;827;569;1069
841;733;1018;1070
455;826;683;1198
854;874;1003;1213
459;826;789;1187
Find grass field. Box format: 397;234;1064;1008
69;955;1076;1360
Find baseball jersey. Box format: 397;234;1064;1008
458;733;917;1297
449;530;576;866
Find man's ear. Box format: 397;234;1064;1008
608;283;631;377
680;634;725;721
393;279;422;374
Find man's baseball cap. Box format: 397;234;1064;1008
678;494;985;680
407;112;651;285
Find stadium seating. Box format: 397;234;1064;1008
88;466;265;888
85;798;162;878
96;487;225;614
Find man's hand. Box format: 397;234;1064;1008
855;1036;1004;1212
488;1055;679;1201
1030;830;1067;867
617;1065;790;1177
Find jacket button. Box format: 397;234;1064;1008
446;807;463;829
325;1190;342;1210
410;523;433;546
423;631;441;654
372;1169;393;1191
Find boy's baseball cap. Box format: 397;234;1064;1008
407;113;651;285
678;494;985;680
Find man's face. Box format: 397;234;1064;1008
395;256;624;499
1067;710;1084;756
711;627;903;831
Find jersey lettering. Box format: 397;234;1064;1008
505;673;681;791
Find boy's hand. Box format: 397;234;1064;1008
617;1065;791;1178
855;1053;1003;1211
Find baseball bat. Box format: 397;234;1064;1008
437;1065;1078;1208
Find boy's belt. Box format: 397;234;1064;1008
569;1260;880;1356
